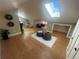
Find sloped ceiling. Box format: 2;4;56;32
18;0;79;23
0;0;28;12
0;0;79;23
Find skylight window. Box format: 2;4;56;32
45;0;60;17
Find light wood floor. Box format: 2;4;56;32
1;28;69;59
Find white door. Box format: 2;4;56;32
68;36;79;59
73;41;79;59
67;19;79;59
73;48;79;59
67;19;79;51
67;19;79;52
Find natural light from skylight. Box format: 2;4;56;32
45;0;60;17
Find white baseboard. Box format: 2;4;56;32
66;57;68;59
9;32;21;37
66;49;69;59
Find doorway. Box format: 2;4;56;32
51;23;72;38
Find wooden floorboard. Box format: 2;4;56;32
1;28;69;59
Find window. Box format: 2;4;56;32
45;0;60;17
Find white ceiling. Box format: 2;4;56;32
0;0;28;12
0;0;79;23
18;0;79;23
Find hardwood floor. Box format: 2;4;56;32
1;28;69;59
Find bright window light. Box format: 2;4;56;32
18;13;25;18
45;0;60;17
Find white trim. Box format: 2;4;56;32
66;25;72;38
51;23;72;38
51;23;54;33
66;48;68;59
53;23;72;26
9;32;21;37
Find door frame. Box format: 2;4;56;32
51;23;72;38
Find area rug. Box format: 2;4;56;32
31;33;57;48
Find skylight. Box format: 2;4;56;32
45;0;60;17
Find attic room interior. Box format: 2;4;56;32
0;0;79;59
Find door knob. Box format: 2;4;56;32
74;48;77;51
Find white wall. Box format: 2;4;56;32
53;25;69;33
0;10;21;35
